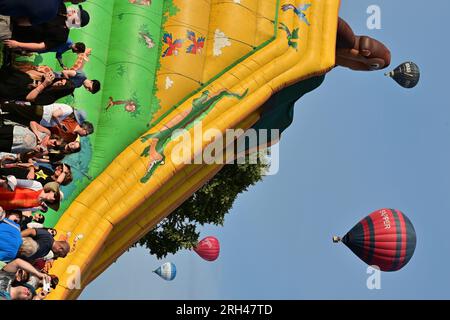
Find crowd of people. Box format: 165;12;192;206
0;0;100;300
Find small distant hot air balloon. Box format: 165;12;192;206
153;262;177;281
385;61;420;89
333;208;416;271
194;236;220;261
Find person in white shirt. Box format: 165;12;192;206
0;101;85;128
0;122;60;154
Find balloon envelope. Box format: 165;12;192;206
338;208;416;271
385;61;420;89
194;236;220;261
153;262;177;281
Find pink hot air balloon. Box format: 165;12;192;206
194;236;220;261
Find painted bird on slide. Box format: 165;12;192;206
281;3;312;26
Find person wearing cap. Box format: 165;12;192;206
3;1;90;52
20;228;70;262
0;281;36;300
0;179;63;212
0;0;86;26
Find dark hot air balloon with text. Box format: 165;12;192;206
385;61;420;88
333;208;416;271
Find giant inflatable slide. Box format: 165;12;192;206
36;0;340;299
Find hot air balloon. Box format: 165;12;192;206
333;208;416;271
153;262;177;281
194;236;220;261
385;61;420;88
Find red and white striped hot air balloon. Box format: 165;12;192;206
333;208;417;271
194;236;220;261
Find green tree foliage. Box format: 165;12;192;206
136;157;268;258
165;0;180;17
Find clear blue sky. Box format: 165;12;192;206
81;0;450;299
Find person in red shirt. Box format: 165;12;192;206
0;179;63;212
